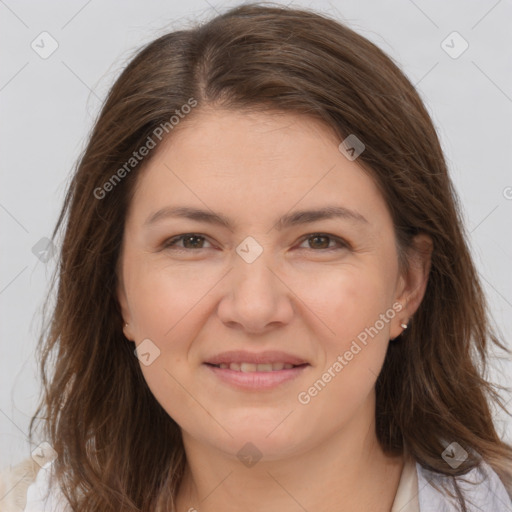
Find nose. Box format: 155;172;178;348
216;251;294;335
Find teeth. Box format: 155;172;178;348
215;362;299;372
241;363;258;372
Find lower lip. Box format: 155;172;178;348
204;363;309;390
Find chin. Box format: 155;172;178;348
202;418;312;461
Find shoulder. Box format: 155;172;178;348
0;457;40;512
416;459;512;511
0;458;70;512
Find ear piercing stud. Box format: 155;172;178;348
400;322;408;329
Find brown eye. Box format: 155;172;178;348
298;233;348;251
163;234;212;250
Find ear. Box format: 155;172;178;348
115;262;135;342
390;233;433;340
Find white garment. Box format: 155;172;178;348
23;467;70;512
23;456;512;511
392;453;420;511
416;460;512;511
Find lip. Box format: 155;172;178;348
203;350;310;391
204;350;308;366
204;363;309;390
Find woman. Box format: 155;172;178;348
2;3;511;511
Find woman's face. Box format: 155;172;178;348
117;109;430;461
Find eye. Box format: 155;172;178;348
162;234;213;251
161;232;349;252
297;233;349;251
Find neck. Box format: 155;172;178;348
174;402;404;512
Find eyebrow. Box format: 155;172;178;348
144;205;369;231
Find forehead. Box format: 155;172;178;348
126;109;390;232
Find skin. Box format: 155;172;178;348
117;108;432;512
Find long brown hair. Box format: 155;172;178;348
29;3;512;510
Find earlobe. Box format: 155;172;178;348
389;300;409;340
391;233;433;339
123;322;134;342
120;315;134;342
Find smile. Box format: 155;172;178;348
210;362;302;372
204;362;309;390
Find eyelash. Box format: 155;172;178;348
161;233;350;252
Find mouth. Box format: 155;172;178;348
202;351;310;390
205;362;308;372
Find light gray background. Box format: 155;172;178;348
1;0;511;471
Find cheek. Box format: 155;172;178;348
128;263;204;427
126;257;214;339
124;261;206;401
295;263;394;406
294;261;394;347
294;273;392;426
